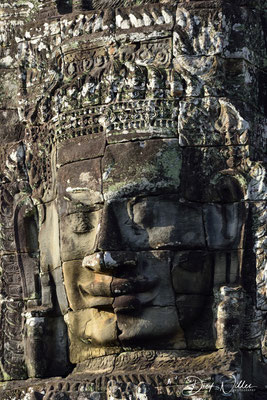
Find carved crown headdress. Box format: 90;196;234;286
18;0;264;200
19;2;182;197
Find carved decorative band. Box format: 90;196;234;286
43;99;179;148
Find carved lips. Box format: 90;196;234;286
79;272;159;313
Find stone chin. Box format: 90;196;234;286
66;304;185;351
116;305;185;348
64;263;186;354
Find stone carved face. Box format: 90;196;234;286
39;136;245;363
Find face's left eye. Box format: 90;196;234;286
132;198;155;229
67;212;94;234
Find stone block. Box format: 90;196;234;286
67;308;118;347
180;146;250;202
178;97;252;147
0;299;26;380
214;285;244;350
0;109;24;142
50;266;69;315
131;197;205;249
171;251;213;295
203;202;246;250
176;294;215;350
102;139;182;200
39;272;52;310
242;299;262;350
174;57;259;103
63;259;113;312
20;253;41;300
0;227;16;253
105;100;179;144
60;208;101;261
174;4;265;67
63;251;176;311
241;248;256;293
1;254;40;303
25;314;71;378
15;200;39;254
97;197;205;251
116;306;185;349
57;135;106;166
213;250;242;286
113;251;176;307
0;254;23;299
39;201;61;272
57;158;103;209
43;316;71;377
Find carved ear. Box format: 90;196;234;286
14;199;40;301
204;172;247;250
204;202;246;250
216;175;244;203
210;171;246;203
26;142;57;203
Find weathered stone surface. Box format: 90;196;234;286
0;254;23;299
57;158;103;207
50;266;69;315
19;253;40;300
203;202;246;249
96;197;205;251
176;295;215;349
102;139;182;200
63;259;113;311
132;198;205;249
117;306;185;348
213;250;242;286
178;98;252;147
0;299;26;381
174;57;260;103
60;208;101;261
214;286;245;350
25;313;71;378
0;350;243;399
39;201;61;272
174;4;266;67
57;136;106;167
0;109;24;142
180;145;250;202
105;100;179;143
66;308;119;357
0;0;266;397
171;251;213;295
115;3;175;39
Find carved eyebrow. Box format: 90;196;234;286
66;187;90;193
67;205;103;214
126;198;136;220
63;199;103;215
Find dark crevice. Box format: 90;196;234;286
59;154;104;168
225;252;231;284
57;0;72;14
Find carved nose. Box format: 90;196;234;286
97;203;122;251
83;251;137;276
